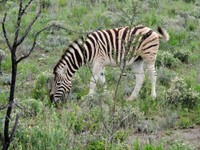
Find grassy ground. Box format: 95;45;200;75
0;0;200;149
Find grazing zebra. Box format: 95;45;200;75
50;25;169;103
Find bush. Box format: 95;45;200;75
183;0;195;3
25;99;44;117
156;51;181;68
173;50;190;63
85;139;106;150
41;0;51;9
157;67;176;86
32;71;51;101
166;77;199;109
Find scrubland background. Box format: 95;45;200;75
0;0;200;149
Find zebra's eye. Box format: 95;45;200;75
57;82;61;86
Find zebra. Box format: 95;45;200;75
50;25;169;103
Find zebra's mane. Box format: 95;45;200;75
53;36;86;75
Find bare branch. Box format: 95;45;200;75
16;24;81;63
16;9;41;47
16;24;53;63
9;114;19;142
10;104;23;141
47;23;86;35
13;0;23;48
0;104;8;111
1;13;12;51
21;0;34;15
117;111;136;129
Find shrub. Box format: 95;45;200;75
25;99;44;117
32;71;51;101
143;10;161;26
138;79;151;100
166;77;199;109
85;139;106;150
173;50;190;63
0;91;9;106
113;129;129;142
157;67;176;86
1;55;11;73
41;0;51;9
156;51;181;69
183;0;196;3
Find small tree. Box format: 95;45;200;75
0;0;72;148
0;0;42;149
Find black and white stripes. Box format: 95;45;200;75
50;25;169;102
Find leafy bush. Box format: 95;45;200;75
143;10;161;26
166;77;199;109
183;0;195;3
32;71;51;101
113;129;129;142
157;67;176;86
1;55;11;73
25;99;44;117
0;91;9;106
173;50;190;63
41;0;51;8
156;51;181;68
85;139;106;150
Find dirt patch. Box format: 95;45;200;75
127;126;200;149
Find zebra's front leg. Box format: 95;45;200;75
127;59;144;101
89;62;106;95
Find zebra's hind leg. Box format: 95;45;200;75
127;59;144;101
89;61;106;95
147;62;157;98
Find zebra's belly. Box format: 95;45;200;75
104;56;137;67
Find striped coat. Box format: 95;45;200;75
50;25;169;102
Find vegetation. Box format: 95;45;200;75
0;0;200;149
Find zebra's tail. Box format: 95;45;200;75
157;27;170;41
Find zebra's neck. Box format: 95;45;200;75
54;40;87;78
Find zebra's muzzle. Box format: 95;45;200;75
50;93;55;103
50;93;60;103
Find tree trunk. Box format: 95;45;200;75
3;51;17;150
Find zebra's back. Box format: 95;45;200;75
84;25;161;66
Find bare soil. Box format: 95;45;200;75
128;126;200;149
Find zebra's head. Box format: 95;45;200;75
50;71;71;103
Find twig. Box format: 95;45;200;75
16;24;61;63
13;0;23;48
1;13;12;51
112;27;132;113
10;109;23;141
0;104;8;111
21;0;34;15
16;9;41;47
117;111;136;129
